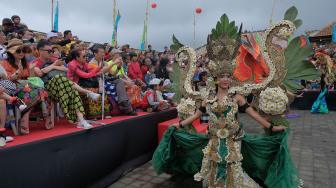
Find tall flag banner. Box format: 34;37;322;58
140;21;147;50
112;10;121;47
51;0;54;30
53;0;59;32
332;24;336;43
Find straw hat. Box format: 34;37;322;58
46;32;58;40
51;44;63;52
111;48;122;55
6;38;23;54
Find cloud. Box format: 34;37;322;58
0;0;335;50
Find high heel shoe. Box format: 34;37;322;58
11;97;27;112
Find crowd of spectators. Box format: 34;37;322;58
0;15;176;147
2;14;333;147
191;54;210;91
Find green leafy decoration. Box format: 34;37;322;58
293;19;303;28
211;14;239;39
170;34;184;53
284;6;298;21
283;6;302;29
284;37;319;92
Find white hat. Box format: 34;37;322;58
111;48;122;54
163;79;171;87
149;78;161;85
46;32;58;40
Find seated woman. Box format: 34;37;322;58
22;45;36;63
145;65;156;86
31;40;98;129
141;57;152;76
0;85;20;145
155;58;170;81
67;49;102;87
1;39;50;134
0;86;10;147
0;64;21;142
50;45;64;62
128;52;145;82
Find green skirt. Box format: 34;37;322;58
45;75;85;123
152;126;301;188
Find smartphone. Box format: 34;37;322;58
60;56;67;61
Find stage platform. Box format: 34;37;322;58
0;109;177;188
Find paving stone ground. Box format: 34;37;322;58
109;110;336;188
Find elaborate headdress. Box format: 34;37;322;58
206;14;242;77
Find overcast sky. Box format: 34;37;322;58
0;0;335;50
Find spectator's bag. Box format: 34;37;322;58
78;77;99;88
40;62;66;82
77;66;99;88
0;79;16;95
27;77;45;88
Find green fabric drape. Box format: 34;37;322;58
152;126;300;188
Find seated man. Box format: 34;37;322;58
105;49;137;115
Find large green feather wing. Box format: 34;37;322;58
283;6;302;28
284;6;298;21
170;62;181;102
170;34;184;53
284;37;319;92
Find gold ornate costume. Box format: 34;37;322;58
153;6;319;188
173;9;312;187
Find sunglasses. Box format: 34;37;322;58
41;49;54;54
15;49;23;54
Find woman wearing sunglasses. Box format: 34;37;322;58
0;38;52;134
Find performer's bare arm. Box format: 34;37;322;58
235;94;286;132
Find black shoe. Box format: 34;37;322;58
125;110;137;116
119;101;131;108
